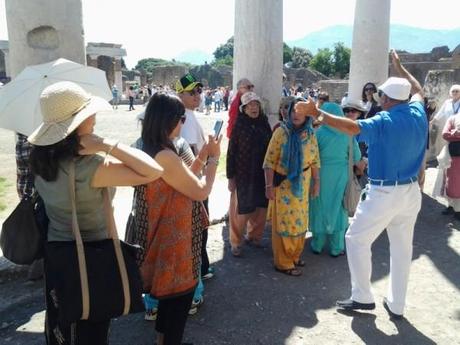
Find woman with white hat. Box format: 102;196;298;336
28;81;163;344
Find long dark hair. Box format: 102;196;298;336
361;82;377;102
30;131;80;181
142;92;185;157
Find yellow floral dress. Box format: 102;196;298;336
263;127;320;237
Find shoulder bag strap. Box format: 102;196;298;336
102;188;131;315
68;159;90;320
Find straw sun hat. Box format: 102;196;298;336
28;81;111;146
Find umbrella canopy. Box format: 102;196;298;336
0;58;112;136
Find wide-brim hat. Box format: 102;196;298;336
343;100;368;114
239;91;261;112
28;81;111;146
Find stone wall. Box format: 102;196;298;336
283;67;328;88
150;65;188;87
317;80;349;103
390;61;452;86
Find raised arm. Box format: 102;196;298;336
79;134;163;187
390;49;424;102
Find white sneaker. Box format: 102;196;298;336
144;308;157;321
188;296;204;315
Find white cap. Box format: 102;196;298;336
378;77;411;101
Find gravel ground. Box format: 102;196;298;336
0;105;459;345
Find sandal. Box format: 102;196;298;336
231;246;242;257
275;267;302;276
294;260;306;267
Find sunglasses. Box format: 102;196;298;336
180;115;186;124
343;108;360;113
318;98;327;101
365;87;376;92
242;84;254;90
452;90;460;93
378;90;384;97
187;87;202;96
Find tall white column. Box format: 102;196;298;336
5;0;86;78
233;0;283;123
348;0;391;101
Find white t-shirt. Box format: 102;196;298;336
180;108;206;152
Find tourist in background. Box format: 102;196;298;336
309;102;362;257
111;84;119;110
430;84;460;157
28;81;163;344
439;107;460;219
226;92;272;257
263;97;320;276
361;82;382;118
140;92;221;345
128;85;136;111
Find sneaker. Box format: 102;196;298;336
189;296;204;315
202;267;215;280
144;308;157;321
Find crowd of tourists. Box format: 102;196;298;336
9;48;460;345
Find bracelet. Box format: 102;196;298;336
207;156;220;166
106;140;119;156
196;157;207;165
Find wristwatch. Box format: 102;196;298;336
317;111;325;122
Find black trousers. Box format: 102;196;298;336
44;259;110;345
156;291;194;345
201;199;209;275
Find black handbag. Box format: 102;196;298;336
0;194;48;265
45;160;144;323
448;141;460;157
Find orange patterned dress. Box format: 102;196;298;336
141;178;203;299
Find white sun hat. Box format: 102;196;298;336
28;81;111;146
378;77;411;101
239;91;261;112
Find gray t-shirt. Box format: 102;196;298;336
35;154;108;242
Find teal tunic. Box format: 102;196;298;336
309;125;361;255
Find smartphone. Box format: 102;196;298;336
213;120;223;139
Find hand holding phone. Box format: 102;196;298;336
213;120;224;139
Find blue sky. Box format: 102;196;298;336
1;0;459;68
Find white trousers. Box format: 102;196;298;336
346;182;421;315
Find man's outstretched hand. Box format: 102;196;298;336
294;97;320;118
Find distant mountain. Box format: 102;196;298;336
175;49;214;65
288;24;460;53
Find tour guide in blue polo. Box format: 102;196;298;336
295;50;427;320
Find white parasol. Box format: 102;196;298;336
0;58;112;136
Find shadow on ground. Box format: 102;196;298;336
0;193;458;344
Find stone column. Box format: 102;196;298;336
348;0;391;101
5;0;86;78
233;0;283;124
114;57;123;91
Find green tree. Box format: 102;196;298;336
212;55;233;67
283;43;293;64
214;37;234;60
291;46;313;68
333;42;351;78
309;48;334;76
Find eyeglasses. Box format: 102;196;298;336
180;115;186;124
187;87;202;96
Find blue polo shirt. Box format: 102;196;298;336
357;101;427;181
